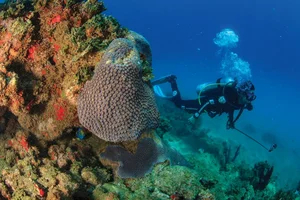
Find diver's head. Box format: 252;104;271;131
236;80;256;104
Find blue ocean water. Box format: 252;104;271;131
104;0;300;187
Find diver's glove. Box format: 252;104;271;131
166;75;177;83
246;103;253;111
226;121;235;130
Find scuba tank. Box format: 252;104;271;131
196;77;235;105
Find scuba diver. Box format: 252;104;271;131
152;75;256;129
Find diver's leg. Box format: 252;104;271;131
168;76;180;97
152;75;179;97
167;76;184;108
152;75;193;110
168;77;201;113
151;75;177;85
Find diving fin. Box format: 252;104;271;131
151;75;176;86
153;85;173;99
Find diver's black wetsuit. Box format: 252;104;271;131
169;78;253;128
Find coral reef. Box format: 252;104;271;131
250;161;274;190
0;0;128;141
88;160;215;200
124;160;215;200
77;38;159;142
0;0;297;199
156;116;172;138
126;30;154;81
0;126;112;199
100;132;191;179
220;141;241;170
274;189;298;200
154;99;288;199
0;61;295;200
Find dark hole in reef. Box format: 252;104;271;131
5;60;40;109
29;102;47;115
72;190;93;200
27;133;49;157
48;56;56;65
30;12;42;41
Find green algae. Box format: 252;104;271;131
71;14;128;53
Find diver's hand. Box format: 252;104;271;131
246;103;253;111
166;75;177;83
226;121;235;130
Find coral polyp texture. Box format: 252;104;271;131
77;38;160;142
0;0;130;141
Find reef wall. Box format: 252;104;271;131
0;0;156;141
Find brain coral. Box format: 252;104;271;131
77;38;160;142
126;31;152;66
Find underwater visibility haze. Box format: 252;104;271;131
105;0;300;187
0;0;299;199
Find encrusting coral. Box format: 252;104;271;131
0;0;129;141
0;0;159;142
0;123;112;199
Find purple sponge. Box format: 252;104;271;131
100;138;163;178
